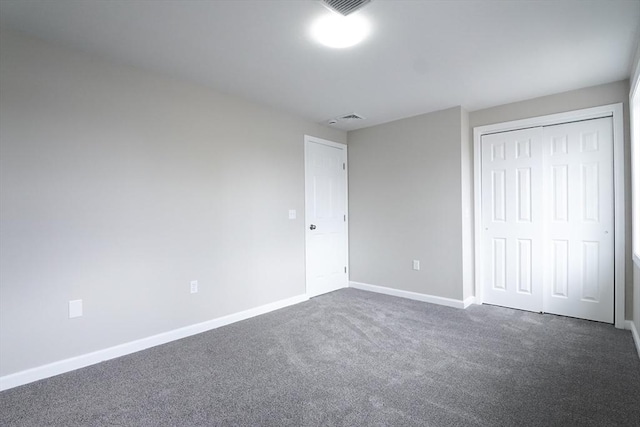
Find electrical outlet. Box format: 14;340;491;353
412;260;420;271
190;280;198;294
288;209;297;219
69;299;83;318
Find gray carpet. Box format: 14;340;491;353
1;288;639;426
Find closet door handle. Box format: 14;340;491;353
310;224;317;230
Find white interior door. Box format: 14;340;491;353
480;117;614;323
542;117;614;323
304;136;348;297
481;127;544;312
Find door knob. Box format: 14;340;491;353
310;224;317;230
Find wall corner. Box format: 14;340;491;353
460;107;475;301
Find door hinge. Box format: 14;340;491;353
343;163;345;170
344;214;346;221
344;266;347;273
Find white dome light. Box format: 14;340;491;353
311;13;370;49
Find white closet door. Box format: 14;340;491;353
542;117;614;323
481;127;544;312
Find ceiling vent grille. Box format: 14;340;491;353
328;112;366;125
321;0;372;16
340;113;365;120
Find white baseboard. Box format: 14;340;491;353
627;320;640;359
463;296;477;308
349;281;469;309
0;293;308;391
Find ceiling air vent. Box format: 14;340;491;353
328;112;366;125
340;113;365;120
321;0;372;16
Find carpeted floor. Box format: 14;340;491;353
1;288;639;426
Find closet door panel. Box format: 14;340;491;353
542;117;614;323
481;127;544;312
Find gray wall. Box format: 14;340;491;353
0;30;345;376
348;107;465;300
470;80;633;319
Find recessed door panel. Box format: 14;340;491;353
492;143;506;161
516;139;531;159
517;239;532;294
581;131;599;152
552;165;569;222
493;238;507;290
516;168;532;222
552;135;568;155
582;241;600;302
492;170;506;222
582;163;599;222
551;240;568;298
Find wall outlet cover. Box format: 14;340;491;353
190;280;198;294
412;260;420;271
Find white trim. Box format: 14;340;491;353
633;253;640;270
473;103;626;328
344;143;349;281
631;71;640;264
0;293;308;391
304;135;349;297
463;296;477;308
473;126;484;305
611;103;626;329
349;281;468;309
474;107;616;135
626;320;640;359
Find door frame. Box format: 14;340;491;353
473;103;626;328
304;135;349;297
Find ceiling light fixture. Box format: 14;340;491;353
311;12;370;49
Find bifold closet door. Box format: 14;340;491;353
481;127;544;313
542;117;614;323
481;117;614;323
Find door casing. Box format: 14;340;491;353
473;103;626;328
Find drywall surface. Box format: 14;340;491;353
348;107;464;300
470;80;633;320
0;30;345;376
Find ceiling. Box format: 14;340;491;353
0;0;639;131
